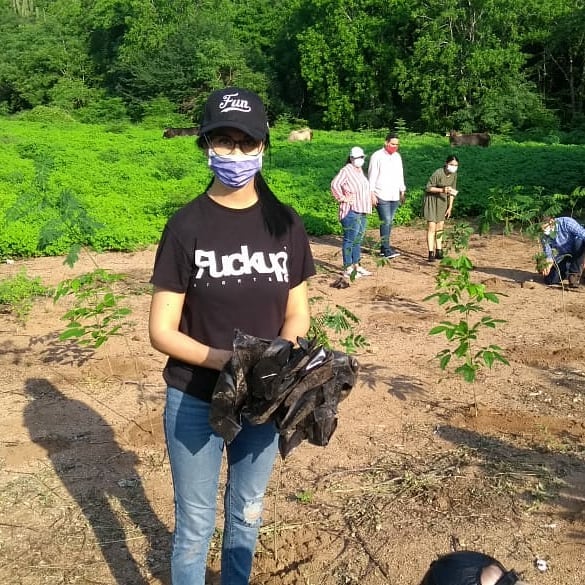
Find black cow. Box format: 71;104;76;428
448;130;490;147
163;127;199;139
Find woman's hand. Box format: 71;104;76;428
540;260;554;276
149;287;232;370
445;207;452;219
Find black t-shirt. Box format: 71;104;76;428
150;193;316;401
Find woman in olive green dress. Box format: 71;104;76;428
423;155;459;261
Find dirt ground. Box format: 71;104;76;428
0;224;584;585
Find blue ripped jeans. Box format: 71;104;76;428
340;210;367;267
164;387;279;585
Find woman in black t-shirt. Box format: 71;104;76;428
149;87;315;585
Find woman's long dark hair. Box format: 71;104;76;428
198;134;293;238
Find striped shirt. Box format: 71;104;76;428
330;163;372;220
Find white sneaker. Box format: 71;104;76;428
356;266;372;276
343;267;362;279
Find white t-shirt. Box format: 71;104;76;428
367;148;406;202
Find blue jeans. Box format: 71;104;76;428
376;200;400;253
164;387;279;585
340;210;367;267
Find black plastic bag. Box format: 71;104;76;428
209;330;359;458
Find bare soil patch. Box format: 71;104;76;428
0;225;584;584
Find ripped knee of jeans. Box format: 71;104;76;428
242;499;264;526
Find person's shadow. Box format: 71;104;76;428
23;378;171;584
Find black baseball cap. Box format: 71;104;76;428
199;87;269;141
420;552;524;585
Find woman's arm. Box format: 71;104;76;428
426;169;444;194
331;167;353;202
279;281;311;344
445;194;454;218
148;287;231;371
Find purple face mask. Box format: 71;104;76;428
208;151;263;188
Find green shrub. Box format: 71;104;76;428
16;106;77;124
48;79;97;112
0;269;49;323
75;98;129;124
140;97;193;129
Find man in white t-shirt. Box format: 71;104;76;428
368;133;406;259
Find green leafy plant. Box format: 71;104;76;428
425;250;509;412
309;299;369;355
7;153;134;349
294;489;314;504
479;186;561;235
53;269;132;349
443;222;474;253
533;251;549;273
0;268;48;323
552;186;585;219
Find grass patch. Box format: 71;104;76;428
0;268;49;323
0;119;584;258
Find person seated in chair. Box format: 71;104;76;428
538;216;585;288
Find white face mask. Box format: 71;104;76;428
543;226;553;236
352;157;365;168
447;164;458;174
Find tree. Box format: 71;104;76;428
0;0;93;111
292;0;408;129
396;0;546;132
542;5;585;124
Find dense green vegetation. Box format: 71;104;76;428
1;118;584;259
1;0;585;135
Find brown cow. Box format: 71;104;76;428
288;127;313;142
163;127;199;139
448;130;490;147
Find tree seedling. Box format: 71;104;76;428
54;269;132;349
309;298;369;355
425;227;509;414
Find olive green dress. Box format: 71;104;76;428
423;167;457;222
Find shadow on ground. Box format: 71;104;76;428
23;378;171;584
438;424;585;541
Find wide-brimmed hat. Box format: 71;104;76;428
199;87;268;141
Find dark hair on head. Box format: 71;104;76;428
386;132;399;141
445;155;459;164
418;551;520;585
198;133;293;238
540;214;554;224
